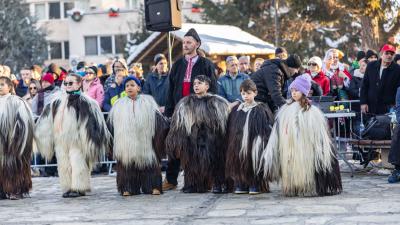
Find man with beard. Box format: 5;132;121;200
163;28;217;191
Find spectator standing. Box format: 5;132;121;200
104;58;128;92
31;73;61;116
82;66;104;107
15;67;32;97
238;56;252;75
103;65;128;112
218;56;249;103
275;47;288;60
253;58;265;72
360;44;400;115
23;79;41;107
305;56;330;96
142;54;169;113
366;49;378;62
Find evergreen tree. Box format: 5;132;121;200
0;0;47;72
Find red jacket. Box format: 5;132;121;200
306;71;330;96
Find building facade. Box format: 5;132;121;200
26;0;205;69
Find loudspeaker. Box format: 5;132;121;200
145;0;182;32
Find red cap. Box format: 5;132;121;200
41;73;55;85
381;44;396;53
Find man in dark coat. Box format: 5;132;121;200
360;44;400;115
251;54;302;112
163;28;217;191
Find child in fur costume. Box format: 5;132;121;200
108;76;169;196
35;73;111;198
225;79;273;195
262;74;342;197
0;77;34;200
166;75;230;193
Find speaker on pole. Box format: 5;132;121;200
144;0;182;32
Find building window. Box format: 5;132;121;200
63;2;74;19
34;3;46;20
49;42;62;59
49;2;61;19
115;35;127;54
85;36;98;56
100;36;112;54
125;0;138;9
64;41;69;59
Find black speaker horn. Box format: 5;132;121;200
145;0;182;32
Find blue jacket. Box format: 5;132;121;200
396;87;400;122
142;72;169;106
218;73;249;102
103;83;126;112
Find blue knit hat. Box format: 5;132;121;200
123;76;141;88
289;74;312;96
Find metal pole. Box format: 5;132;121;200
168;32;173;69
274;0;279;47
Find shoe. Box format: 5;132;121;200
67;191;81;198
122;191;132;196
212;185;222;194
62;191;71;198
8;194;21;200
249;186;260;195
152;189;161;195
162;181;177;191
388;169;400;183
181;186;195;193
234;186;249;194
79;192;86;196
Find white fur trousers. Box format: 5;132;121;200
55;146;91;193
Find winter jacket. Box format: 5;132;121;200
306;71;330;96
104;74;116;92
83;78;105;107
15;79;29;97
396;87;400;122
250;59;292;111
360;60;400;115
142;72;169;107
31;86;62;116
348;69;364;99
103;83;126;112
165;56;216;117
218;72;249;102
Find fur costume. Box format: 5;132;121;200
108;94;169;195
225;102;273;190
0;94;34;198
262;101;342;197
35;93;111;193
166;94;230;192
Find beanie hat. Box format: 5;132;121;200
356;51;366;61
41;73;55;85
87;66;98;75
366;49;378;60
154;54;167;65
308;56;322;69
123;75;141;88
286;54;302;68
275;47;287;55
288;74;312;96
184;28;201;45
76;61;87;71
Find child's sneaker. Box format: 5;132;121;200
249;186;260;195
388;169;400;183
234;185;249;194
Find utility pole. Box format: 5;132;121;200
274;0;279;47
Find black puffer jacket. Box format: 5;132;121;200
251;59;291;111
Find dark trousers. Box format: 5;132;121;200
389;125;400;167
166;158;180;185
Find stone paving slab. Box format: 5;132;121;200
1;173;400;225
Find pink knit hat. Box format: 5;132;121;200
289;74;312;96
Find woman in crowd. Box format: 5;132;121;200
103;63;127;112
305;56;330;96
82;66;104;107
23;79;41;107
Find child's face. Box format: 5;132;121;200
125;80;140;98
241;89;257;104
193;79;209;95
0;80;11;96
291;88;303;102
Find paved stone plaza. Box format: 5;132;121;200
1;172;400;225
